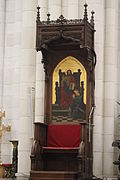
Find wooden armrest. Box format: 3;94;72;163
79;121;87;125
34;122;48;127
34;122;48;146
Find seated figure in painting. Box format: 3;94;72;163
52;69;86;121
59;70;76;109
70;89;86;119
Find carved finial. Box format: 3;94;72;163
84;3;88;21
47;13;50;23
56;15;67;24
90;11;95;26
37;6;40;22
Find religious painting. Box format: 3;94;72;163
52;56;87;122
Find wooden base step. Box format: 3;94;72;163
30;170;78;180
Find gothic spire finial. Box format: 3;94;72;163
56;15;67;24
84;3;88;21
90;11;95;26
37;6;40;22
47;13;51;23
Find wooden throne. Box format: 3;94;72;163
30;4;96;180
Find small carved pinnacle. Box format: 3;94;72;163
84;3;88;21
37;6;40;22
57;15;67;24
90;11;95;26
47;13;50;23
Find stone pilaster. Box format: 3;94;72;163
35;0;48;123
61;0;68;18
80;0;105;176
117;0;120;137
1;0;17;164
0;0;5;107
48;0;61;20
18;0;37;175
68;0;79;19
103;0;119;176
35;52;45;123
38;0;48;21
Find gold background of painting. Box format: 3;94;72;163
52;56;87;104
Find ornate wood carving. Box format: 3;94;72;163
36;4;96;79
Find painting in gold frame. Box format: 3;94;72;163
52;56;87;122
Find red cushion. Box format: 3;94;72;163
2;164;12;167
47;124;81;148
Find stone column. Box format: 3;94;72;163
78;0;85;19
35;52;45;123
38;0;48;20
0;0;5;165
48;0;61;20
67;0;79;19
61;0;68;18
103;0;119;176
0;0;5;108
7;0;22;140
35;0;48;123
117;0;120;138
78;0;105;176
0;0;15;164
18;0;37;175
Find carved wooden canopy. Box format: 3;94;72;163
36;4;96;75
